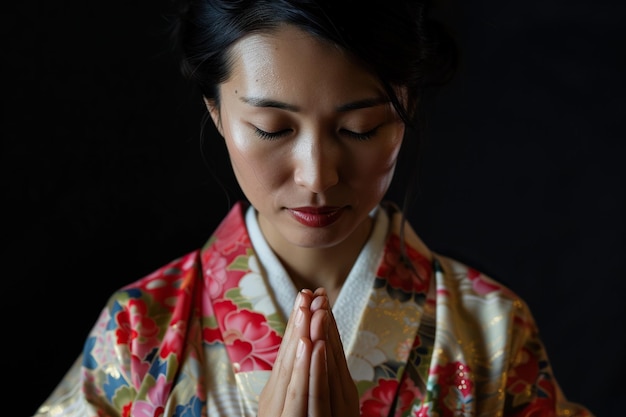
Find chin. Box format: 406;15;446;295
286;221;361;250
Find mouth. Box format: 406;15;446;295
287;206;345;228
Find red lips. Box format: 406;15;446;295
287;206;344;227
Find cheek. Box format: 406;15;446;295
224;125;287;188
351;136;403;188
368;149;400;186
343;150;397;204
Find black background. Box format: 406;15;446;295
4;0;625;416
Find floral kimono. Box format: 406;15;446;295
34;201;593;417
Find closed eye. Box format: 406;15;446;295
254;127;291;140
341;127;379;141
254;126;379;141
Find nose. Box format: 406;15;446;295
293;134;339;193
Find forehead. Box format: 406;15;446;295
222;25;385;107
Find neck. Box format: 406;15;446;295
263;216;374;306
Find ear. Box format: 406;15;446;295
203;96;224;136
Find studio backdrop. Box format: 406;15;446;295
3;1;624;415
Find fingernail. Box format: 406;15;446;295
296;306;304;325
296;338;305;358
313;294;330;311
311;296;322;310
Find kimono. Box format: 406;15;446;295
34;201;593;417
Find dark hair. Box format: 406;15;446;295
171;0;458;269
172;0;457;129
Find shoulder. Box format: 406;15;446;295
433;253;523;304
99;249;203;317
433;254;540;353
434;254;517;297
433;253;536;331
98;202;251;315
122;250;202;293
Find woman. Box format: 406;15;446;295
33;1;594;416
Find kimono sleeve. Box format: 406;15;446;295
32;250;201;417
503;300;595;417
32;298;131;417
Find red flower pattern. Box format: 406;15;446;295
361;378;421;417
506;347;559;417
59;202;591;417
430;361;473;414
377;235;431;294
127;299;161;352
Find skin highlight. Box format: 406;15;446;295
206;25;405;302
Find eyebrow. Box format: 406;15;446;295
239;96;389;112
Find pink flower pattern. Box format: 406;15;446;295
212;299;281;371
48;201;592;417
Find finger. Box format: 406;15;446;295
259;337;313;417
309;295;346;385
311;289;359;415
281;337;313;417
282;290;314;344
312;287;327;300
273;290;313;370
325;308;360;413
310;289;329;314
308;340;331;417
261;291;313;412
310;290;329;343
309;308;328;344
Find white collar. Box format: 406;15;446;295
245;205;389;350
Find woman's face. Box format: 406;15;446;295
208;25;405;251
